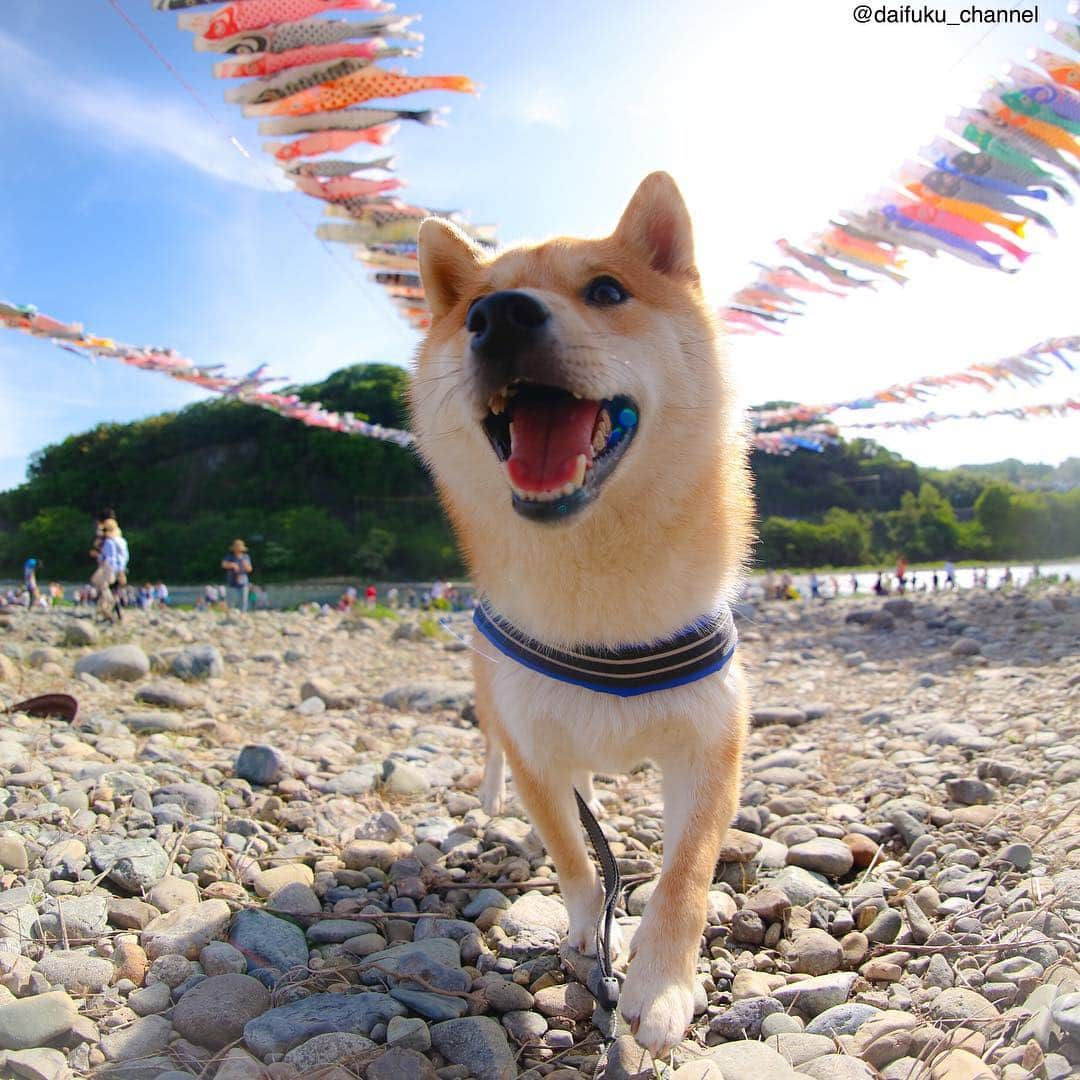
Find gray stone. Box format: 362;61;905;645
306;918;377;945
33;950;114;992
864;907;903;944
1050;992;1080;1039
0;991;78;1051
708;994;782;1038
800;1055;876;1080
499;892;568;955
708;1040;797;1075
37;893;109;939
463;889;512;920
199;941;247;976
950;638;981;657
945;777;994;805
773;973;858;1019
805;1002;883;1035
100;1014;172;1062
770;865;842;905
135;681;202;709
605;1034;654;1079
786;838;854;878
128;981;172;1016
74;645;149;682
147;878;200;913
382;759;431;795
95;1059;177;1080
381;680;473;713
484;817;544;860
171;643;224;679
122;710;187;734
243;992;406;1057
391;987;469;1020
142;899;233;960
88;836;169;892
61;619;99;646
153;782;221;820
482;978;534;1014
752;706;808;727
228;908;310;986
268;881;322;917
761;1012;805;1037
283;1031;378;1072
386;1015;432;1051
927;988;999;1023
999;842;1033;870
4;1047;70;1080
234;744;288;786
786;928;843;976
502;1009;547;1044
367;1047;439;1080
429;1016;518;1080
173;973;271;1050
765;1032;836;1067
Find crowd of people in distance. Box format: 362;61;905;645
760;557;1046;604
6;515;261;622
330;579;474;615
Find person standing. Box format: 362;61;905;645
222;540;253;612
365;584;377;610
95;519;129;622
22;558;40;608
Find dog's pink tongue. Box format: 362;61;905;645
508;397;598;492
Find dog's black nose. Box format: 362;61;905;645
467;291;550;358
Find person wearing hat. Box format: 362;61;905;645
94;519;129;622
222;539;253;613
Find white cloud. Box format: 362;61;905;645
0;29;287;191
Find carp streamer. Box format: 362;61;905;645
721;8;1080;335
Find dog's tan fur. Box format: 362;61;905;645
409;173;753;1056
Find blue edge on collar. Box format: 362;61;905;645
473;602;737;698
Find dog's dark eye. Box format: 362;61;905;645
584;276;630;307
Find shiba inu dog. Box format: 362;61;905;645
409;173;753;1056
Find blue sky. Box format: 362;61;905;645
1;0;1077;491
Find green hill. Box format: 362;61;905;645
1;363;1077;582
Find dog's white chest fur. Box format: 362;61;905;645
484;649;745;777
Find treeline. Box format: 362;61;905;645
758;482;1080;569
0;364;1077;581
0;365;464;583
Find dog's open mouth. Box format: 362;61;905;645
481;382;639;521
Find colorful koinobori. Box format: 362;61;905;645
761;398;1080;453
749;336;1080;430
0;299;415;448
150;0;493;334
720;6;1080;335
4;300;1077;456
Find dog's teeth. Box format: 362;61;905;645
571;453;587;488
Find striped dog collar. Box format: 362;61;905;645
472;599;737;697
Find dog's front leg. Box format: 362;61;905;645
502;745;609;955
619;729;743;1057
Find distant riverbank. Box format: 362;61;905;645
4;560;1076;611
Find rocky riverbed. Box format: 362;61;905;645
0;584;1077;1080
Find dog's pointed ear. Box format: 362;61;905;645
612;172;698;282
418;218;484;319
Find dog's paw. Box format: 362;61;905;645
566;896;625;959
477;773;505;817
479;787;505;817
618;962;694;1058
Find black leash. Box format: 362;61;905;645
574;788;622;1018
